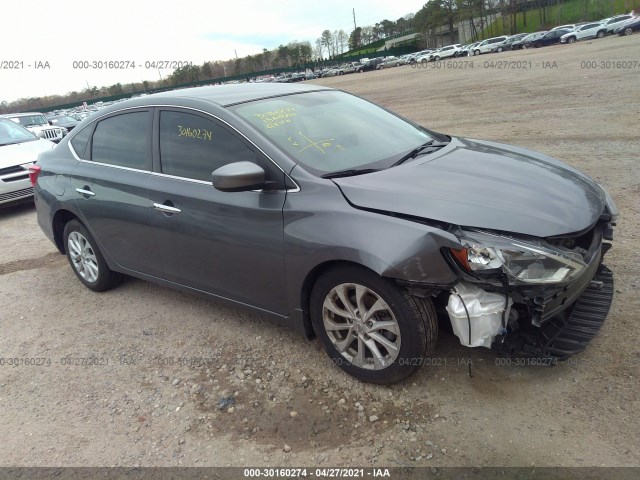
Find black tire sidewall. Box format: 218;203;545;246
63;219;115;292
310;266;432;384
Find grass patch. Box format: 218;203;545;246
479;0;634;37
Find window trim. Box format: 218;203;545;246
153;106;298;192
68;104;299;192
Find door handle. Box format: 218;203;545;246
76;187;96;197
153;202;181;214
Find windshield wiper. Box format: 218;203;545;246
321;168;381;179
391;140;449;167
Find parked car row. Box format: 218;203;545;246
417;13;639;59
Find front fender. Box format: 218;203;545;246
283;178;461;316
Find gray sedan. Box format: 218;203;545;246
33;84;617;384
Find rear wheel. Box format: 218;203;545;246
310;265;437;384
63;220;120;292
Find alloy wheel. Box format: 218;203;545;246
68;231;99;283
322;283;401;370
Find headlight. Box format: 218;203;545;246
450;230;587;285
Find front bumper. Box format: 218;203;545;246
492;265;613;361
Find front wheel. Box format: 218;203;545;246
474;49;480;56
624;27;633;36
310;266;437;384
63;219;120;292
596;30;605;38
568;36;576;44
497;46;503;52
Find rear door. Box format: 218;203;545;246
147;107;289;314
69;109;162;276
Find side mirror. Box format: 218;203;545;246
212;161;265;192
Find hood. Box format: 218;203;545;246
0;138;55;169
333;137;605;238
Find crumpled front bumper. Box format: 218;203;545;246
491;264;614;361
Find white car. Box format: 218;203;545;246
0;119;55;206
473;36;509;55
601;14;634;33
429;44;464;60
459;42;481;56
2;112;65;143
415;50;435;63
561;22;607;43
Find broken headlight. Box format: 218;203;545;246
451;230;587;285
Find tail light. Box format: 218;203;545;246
28;165;41;186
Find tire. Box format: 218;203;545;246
474;49;480;56
310;265;437;384
568;36;576;44
624;27;632;36
497;46;503;52
522;44;528;49
596;30;605;38
434;56;440;61
63;219;120;292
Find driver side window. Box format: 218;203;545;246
160;110;265;182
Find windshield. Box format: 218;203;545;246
9;114;48;127
230;90;435;176
0;119;38;145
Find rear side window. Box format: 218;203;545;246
159;110;276;183
91;111;150;170
70;126;92;159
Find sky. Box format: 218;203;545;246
1;0;422;104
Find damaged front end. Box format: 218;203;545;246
443;214;616;362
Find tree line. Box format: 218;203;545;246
1;0;623;113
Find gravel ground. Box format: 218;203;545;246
0;34;638;468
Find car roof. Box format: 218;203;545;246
0;112;44;117
95;84;334;113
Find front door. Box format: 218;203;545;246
148;108;288;314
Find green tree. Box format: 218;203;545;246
349;27;363;50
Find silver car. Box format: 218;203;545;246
0;119;55;206
33;84;617;384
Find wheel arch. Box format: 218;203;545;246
52;209;81;254
298;260;387;339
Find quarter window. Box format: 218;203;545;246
70;126;92;159
91;111;149;170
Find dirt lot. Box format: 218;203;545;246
1;35;639;469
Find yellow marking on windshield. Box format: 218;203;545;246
287;132;346;154
254;107;296;129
